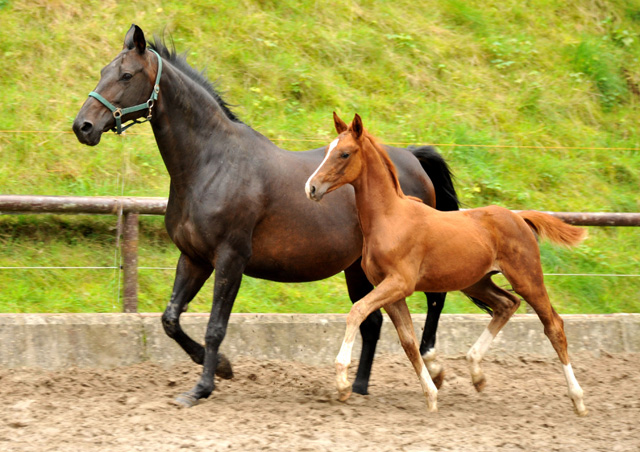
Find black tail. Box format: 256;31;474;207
409;145;459;212
410;145;493;317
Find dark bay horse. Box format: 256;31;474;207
72;24;476;407
306;113;588;415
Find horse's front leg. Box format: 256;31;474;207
336;277;411;402
175;247;248;408
420;292;446;389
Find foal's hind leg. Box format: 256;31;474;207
387;299;438;412
505;268;588;416
461;275;521;392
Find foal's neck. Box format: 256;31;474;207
351;138;406;233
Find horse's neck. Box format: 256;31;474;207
351;143;405;235
150;63;238;186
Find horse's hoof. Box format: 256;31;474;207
351;381;369;396
472;376;486;392
215;353;234;380
173;392;200;408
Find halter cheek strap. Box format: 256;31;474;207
88;48;162;135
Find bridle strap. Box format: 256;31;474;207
88;48;162;134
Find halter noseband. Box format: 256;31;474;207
87;48;162;135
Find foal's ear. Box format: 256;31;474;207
351;113;364;140
123;24;146;54
333;112;348;134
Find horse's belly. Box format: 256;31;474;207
244;246;360;283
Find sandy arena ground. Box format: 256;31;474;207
1;352;638;451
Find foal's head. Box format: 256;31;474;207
305;112;367;202
73;25;160;145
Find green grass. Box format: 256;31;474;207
0;0;639;314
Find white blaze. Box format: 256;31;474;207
305;138;340;197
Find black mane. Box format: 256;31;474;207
149;38;242;123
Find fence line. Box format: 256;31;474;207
1;130;639;151
1;195;639;312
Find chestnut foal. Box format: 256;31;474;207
305;113;588;415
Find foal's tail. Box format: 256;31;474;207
518;211;588;247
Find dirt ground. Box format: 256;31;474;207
1;352;638;452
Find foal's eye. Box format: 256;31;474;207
120;73;133;81
340;152;350;159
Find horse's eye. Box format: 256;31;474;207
340;152;350;159
121;73;133;81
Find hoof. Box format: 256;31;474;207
572;399;588;417
472;375;486;392
351;381;369;396
215;353;234;380
432;369;445;390
173;392;200;408
338;388;352;402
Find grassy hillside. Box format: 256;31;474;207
0;0;638;314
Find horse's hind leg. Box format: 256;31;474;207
505;268;588;416
161;254;232;378
420;292;446;389
461;275;521;392
386;299;438;411
344;260;383;396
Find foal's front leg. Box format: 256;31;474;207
386;299;438;411
335;278;412;402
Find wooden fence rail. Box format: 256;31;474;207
1;194;639;312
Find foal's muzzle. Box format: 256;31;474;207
305;181;324;202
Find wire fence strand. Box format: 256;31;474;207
1;129;639;151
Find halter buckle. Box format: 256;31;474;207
113;108;123;119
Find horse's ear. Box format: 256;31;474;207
351;113;364;140
334;112;348;134
124;24;146;54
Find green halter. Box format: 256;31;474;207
88;48;162;134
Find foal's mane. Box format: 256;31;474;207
149;38;242;123
362;130;403;197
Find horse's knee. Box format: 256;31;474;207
204;324;227;347
161;310;180;338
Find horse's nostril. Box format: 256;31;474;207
310;185;316;196
80;121;93;133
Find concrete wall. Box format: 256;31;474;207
0;313;638;369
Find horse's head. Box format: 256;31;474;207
305;112;366;202
73;24;161;145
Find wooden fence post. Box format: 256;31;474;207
122;212;139;313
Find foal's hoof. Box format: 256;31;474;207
575;407;589;417
338;388;353;402
215;353;234;380
173;392;200;408
472;375;486;392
